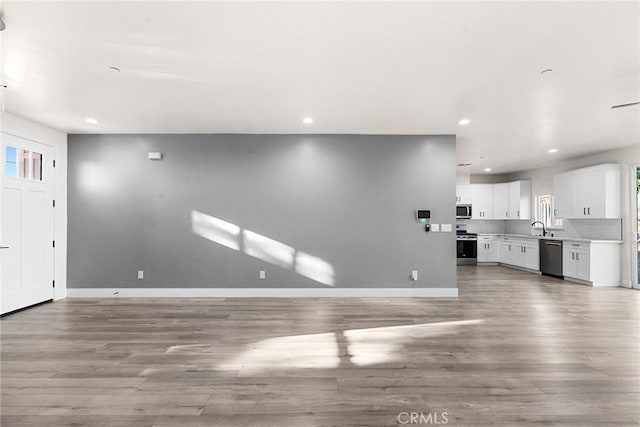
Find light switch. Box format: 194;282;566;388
441;224;453;232
431;224;440;232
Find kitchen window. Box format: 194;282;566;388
536;194;563;229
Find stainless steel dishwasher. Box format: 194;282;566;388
540;239;563;278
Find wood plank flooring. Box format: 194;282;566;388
1;266;639;426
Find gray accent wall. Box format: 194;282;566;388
68;134;456;289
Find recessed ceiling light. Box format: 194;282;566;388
548;148;558;153
458;118;471;126
85;117;98;124
303;117;313;124
484;168;492;172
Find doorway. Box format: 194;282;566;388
1;133;55;314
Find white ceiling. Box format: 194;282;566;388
1;1;638;174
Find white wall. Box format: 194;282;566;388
0;113;68;299
505;145;639;286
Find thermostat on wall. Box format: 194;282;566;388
415;210;431;221
148;152;163;160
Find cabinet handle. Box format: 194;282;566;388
583;207;586;215
576;252;579;261
506;211;508;217
554;209;557;216
509;245;511;251
524;247;526;253
587;207;591;215
517;210;520;217
571;252;575;260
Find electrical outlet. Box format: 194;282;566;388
137;270;144;280
411;270;418;281
259;270;266;279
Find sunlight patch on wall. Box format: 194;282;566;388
191;211;241;250
295;251;335;287
190;210;335;287
243;230;295;269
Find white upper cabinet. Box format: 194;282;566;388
553;164;621;219
492;183;509;220
553;172;572;219
456;184;471;205
508;180;531;220
470;181;531;220
470;184;494;219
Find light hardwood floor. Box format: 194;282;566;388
1;266;639;426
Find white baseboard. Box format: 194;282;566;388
67;287;458;298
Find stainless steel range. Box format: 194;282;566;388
456;224;477;265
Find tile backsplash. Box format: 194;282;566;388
504;219;622;241
457;220;506;234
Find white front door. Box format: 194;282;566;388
1;133;55;315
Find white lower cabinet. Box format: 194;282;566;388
563;244;589;281
499;240;514;265
478;236;499;263
499;237;539;271
562;240;620;286
479;235;621;287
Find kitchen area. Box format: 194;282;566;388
456;163;625;287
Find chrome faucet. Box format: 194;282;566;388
531;221;547;237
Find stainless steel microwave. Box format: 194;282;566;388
456;204;472;219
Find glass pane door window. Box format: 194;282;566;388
5;145;43;181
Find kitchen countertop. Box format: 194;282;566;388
477;233;623;244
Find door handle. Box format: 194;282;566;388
0;246;9;249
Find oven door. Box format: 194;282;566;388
457;239;477;260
